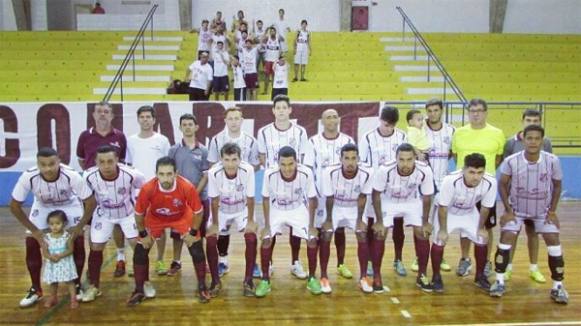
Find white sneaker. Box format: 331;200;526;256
359;278;373;294
75;285;83;301
290;260;307;279
144;281;156;298
320;278;332;294
19;288;42;308
81;285;102;302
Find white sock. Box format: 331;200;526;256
507;263;513;272
173;260;181;264
529;264;539;272
553;280;563;290
496;272;505;285
219;255;228;265
117;249;125;261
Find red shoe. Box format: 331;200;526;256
114;260;126;277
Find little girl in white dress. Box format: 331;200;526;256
42;210;79;309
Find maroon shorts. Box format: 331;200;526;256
244;73;258;89
264;61;275;76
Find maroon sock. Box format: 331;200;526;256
319;239;331;279
261;242;273;281
244;233;257;283
334;228;346;266
430;244;445;279
392;218;404;261
73;236;85;286
25;237;42;292
88;250;103;288
307;244;318;278
371;238;385;281
205;235;219;285
218;235;230;257
474;244;488;279
415;236;430;276
367;218;375;264
133;244;149;293
357;239;370;279
290;231;301;263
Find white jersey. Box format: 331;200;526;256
372;160;435;204
84;164;145;219
188;60;213;89
265;37;281;62
425;122;455;188
207;161;255;215
208;129;259;166
210;33;227;55
322;164;373;207
241;47;258;74
438;170;497;215
359;128;407;168
198;29;212;52
12;164;93;207
296;30;309;51
211;50;230;77
262;164;317;210
257;122;310;168
305;132;354;186
126;132;171;180
232;64;246;89
273;61;288;89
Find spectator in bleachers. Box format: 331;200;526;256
274;9;291;53
196;19;212;58
186;51;213;101
212;41;230;101
211;11;226;32
241;39;259;100
91;2;105;14
236;30;250;57
210;24;229;58
406;109;429;161
263;27;282;95
253;20;267;72
231;55;246;101
272;54;289;100
231;10;248;33
293;20;311;82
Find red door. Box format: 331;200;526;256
351;6;369;31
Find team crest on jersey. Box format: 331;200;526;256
335;147;341;155
322;159;330;168
60;189;69;196
236;184;245;192
94;222;102;230
173;198;183;207
192;152;202;160
294;188;303;195
379;155;386;165
443;136;451;144
289;137;297;147
354;185;361;193
117;187;127;195
539;173;548;182
392;144;399;152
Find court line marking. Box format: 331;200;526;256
427;322;581;326
35;252;117;326
400;309;412;319
390;297;400;304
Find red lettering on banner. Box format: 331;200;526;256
153;103;176;145
0;105;20;168
37;104;71;164
193;103;228;142
86;103;124;130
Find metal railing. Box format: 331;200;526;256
102;4;159;102
395;6;467;104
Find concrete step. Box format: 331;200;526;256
100;75;171;82
93;87;167;95
106;64;174;71
112;54;177;61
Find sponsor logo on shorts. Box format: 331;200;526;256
95;222;102;230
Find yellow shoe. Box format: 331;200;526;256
505;269;512;281
530;270;546;283
440;259;452;272
337;264;353;279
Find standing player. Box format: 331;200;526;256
11;147;96;307
255;147;321;297
293;20;311;82
371;144;435;292
211;41;230;101
257;95;310;279
490;125;568;304
252;19;267;72
262;27;281;95
196;19;212;57
305;109;355;282
274;8;291;52
126;105;171;275
76;101;128;277
231;55;247;101
501;109;552;282
411;99;455;273
430;153;497;293
452;99;505;277
320;144;372;293
128;157;209;305
241;39;259;100
81;146;154;302
208;143;258;296
359;106;408;277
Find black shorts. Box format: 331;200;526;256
234;88;246;101
271;88;288;100
212;76;229;92
189;87;208;101
477;201;497;229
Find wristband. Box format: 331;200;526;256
139;230;148;238
189;229;198;237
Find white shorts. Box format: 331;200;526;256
314;196;326;228
28;200;83;232
331;206;358;231
267;206;313;240
432;208;486;245
501;215;559;234
382;200;422;228
208;209;248;236
294;49;309;65
90;208;138;243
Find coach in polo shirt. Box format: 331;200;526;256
76;101;129;277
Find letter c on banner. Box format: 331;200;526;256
0;105;20;168
37;104;71;164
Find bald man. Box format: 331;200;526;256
304;110;356;287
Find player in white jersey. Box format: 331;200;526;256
81;145;154;302
211;41;230;101
253;19;267;71
262;27;282;95
208;107;259;169
241;39;259;100
207;143;258;296
359;106;409;277
430;153;497;293
126;105;171;275
490;125;568;304
293;20;311;82
304;109;355;281
319;144;373;293
371;144;435;292
196;19;212;56
255;147;322;297
10;147;96;307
